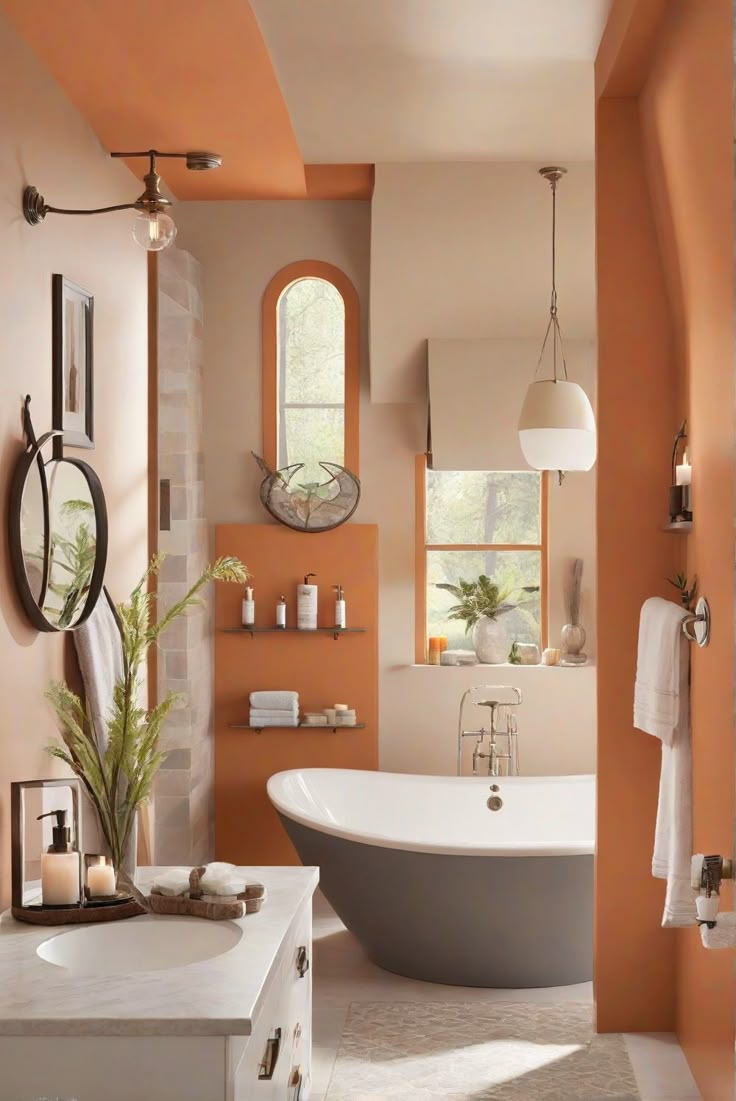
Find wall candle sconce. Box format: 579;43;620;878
669;420;693;524
23;149;222;252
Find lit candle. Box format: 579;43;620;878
676;452;692;486
87;859;116;897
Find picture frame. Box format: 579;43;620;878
52;274;94;453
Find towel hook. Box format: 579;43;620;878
682;596;710;647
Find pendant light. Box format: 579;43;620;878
23;149;222;253
518;167;596;479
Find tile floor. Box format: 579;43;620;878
310;892;702;1101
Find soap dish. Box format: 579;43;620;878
148;868;266;921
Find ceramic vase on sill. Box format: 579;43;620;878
473;616;508;664
561;622;587;665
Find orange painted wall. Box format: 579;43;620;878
214;524;378;865
638;3;734;1096
595;93;681;1033
596;3;734;1095
1;0;307;200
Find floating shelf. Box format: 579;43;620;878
221;626;367;640
229;723;367;732
662;521;692;533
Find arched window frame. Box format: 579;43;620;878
262;260;360;475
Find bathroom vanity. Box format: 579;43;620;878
0;865;318;1101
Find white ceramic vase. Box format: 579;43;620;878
472;616;508;664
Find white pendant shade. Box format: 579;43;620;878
518;379;596;472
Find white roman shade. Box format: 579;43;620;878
428;338;595;471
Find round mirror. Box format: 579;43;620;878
9;431;108;632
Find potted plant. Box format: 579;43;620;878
45;553;248;888
435;575;539;664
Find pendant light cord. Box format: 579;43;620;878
534;171;569;383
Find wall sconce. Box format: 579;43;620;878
23;148;221;252
669;419;692;524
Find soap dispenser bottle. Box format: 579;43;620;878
241;585;255;627
276;595;287;629
333;584;346;629
297;573;318;630
37;809;81;906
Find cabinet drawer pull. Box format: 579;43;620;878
296;945;310;978
290;1065;304;1100
258;1027;282;1080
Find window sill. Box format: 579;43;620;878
409;661;595;670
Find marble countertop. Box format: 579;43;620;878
0;865;318;1038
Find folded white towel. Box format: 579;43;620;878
250;690;299;709
634;597;694;928
249;715;298;728
249;706;299;719
700;911;736;949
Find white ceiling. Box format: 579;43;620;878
251;0;612;163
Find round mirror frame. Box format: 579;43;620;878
8;422;108;633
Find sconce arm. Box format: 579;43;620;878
44;202;136;216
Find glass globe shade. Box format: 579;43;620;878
518;379;597;472
132;210;177;252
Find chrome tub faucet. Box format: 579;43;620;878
457;686;522;777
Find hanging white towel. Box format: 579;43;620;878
634;596;694;928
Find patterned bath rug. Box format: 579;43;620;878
324;1002;640;1101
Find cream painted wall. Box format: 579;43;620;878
176;186;596;779
370;162;597;404
0;13;149;907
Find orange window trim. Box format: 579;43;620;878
414;455;549;664
262;260;360;474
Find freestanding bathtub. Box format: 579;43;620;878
267;769;595;989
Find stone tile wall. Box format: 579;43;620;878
154;248;214;865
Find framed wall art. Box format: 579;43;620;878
52;274;94;452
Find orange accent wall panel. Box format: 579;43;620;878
214;524;378;865
638;2;734;1097
595;93;681;1033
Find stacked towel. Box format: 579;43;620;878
249;690;299;728
634;597;693;928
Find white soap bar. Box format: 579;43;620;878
153;868;192;897
335;704;348;712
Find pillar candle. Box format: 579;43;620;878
88;861;116;897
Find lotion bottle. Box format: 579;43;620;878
297;573;318;630
37;808;81;906
333;584;346;629
276;595;287;629
241;586;255;627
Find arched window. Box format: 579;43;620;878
262;261;360;480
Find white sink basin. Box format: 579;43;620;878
37;915;243;976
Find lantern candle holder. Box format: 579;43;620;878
669;420;692;524
11;778;144;926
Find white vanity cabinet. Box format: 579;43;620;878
231;897;313;1100
0;866;318;1101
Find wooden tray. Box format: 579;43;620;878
12;896;146;926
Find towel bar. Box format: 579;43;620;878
682;596;710;647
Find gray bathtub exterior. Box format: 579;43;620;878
279;814;593;988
